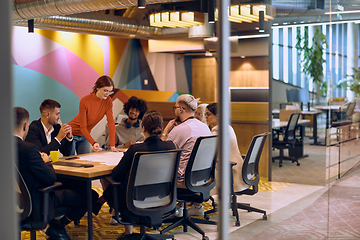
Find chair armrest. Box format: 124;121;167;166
37;182;63;230
104;176;121;186
37;182;62;193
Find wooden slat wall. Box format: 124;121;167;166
192;58;217;102
230;57;269;88
191;57;270;179
231;102;269;178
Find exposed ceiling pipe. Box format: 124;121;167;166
13;13;189;38
12;0;193;21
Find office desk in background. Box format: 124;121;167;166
272;110;322;145
53;151;124;240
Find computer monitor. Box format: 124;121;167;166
230;87;269;102
286;88;309;102
286;88;310;110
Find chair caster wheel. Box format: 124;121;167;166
202;236;209;240
262;215;267;220
279;164;282;167
235;221;240;226
297;163;300;166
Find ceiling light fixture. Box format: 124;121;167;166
259;10;265;32
138;0;146;9
208;0;215;23
149;11;205;28
214;4;275;24
28;19;34;33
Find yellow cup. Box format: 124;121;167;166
50;151;59;162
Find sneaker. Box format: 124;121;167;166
174;206;183;217
187;205;204;216
110;210;120;225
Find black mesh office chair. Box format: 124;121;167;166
16;166;69;240
160;136;217;240
230;132;270;226
272;113;301;167
108;149;182;240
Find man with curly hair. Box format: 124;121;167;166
105;96;148;150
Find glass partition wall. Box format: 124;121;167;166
271;3;360;238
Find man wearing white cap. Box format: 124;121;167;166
162;94;211;217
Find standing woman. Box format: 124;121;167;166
69;75;121;155
205;103;248;192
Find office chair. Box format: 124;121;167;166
16;166;69;240
107;149;182;240
331;101;356;127
230;132;269;226
160;136;217;240
272;113;301;167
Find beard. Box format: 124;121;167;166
128;116;138;121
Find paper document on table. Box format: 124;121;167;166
79;151;124;166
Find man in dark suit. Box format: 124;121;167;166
25;99;73;156
14;107;98;240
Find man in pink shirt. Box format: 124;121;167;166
162;94;211;217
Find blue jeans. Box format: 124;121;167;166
71;135;90;155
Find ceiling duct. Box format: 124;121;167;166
12;0;193;21
13;13;189;38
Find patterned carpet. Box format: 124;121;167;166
20;188;217;240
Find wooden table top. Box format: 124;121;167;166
53;151;124;179
272;119;310;128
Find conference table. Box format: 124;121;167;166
53;151;125;240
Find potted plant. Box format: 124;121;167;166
337;67;360;97
296;27;328;106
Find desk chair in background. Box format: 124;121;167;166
331;100;356;127
231;132;269;226
161;136;217;240
16;166;69;240
108;149;182;240
272;113;301;167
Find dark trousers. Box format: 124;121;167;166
52;188;98;221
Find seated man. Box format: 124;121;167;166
162;94;212;216
25;99;73;156
14;107;98;240
104;96;147;149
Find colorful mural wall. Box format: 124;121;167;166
12;26;192;143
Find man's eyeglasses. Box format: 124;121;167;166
173;106;181;111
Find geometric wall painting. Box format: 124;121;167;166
13;65;80;123
118;39;157;90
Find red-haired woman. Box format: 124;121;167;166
69;75;121;155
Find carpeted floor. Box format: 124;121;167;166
20;190;216;240
271;144;329;186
